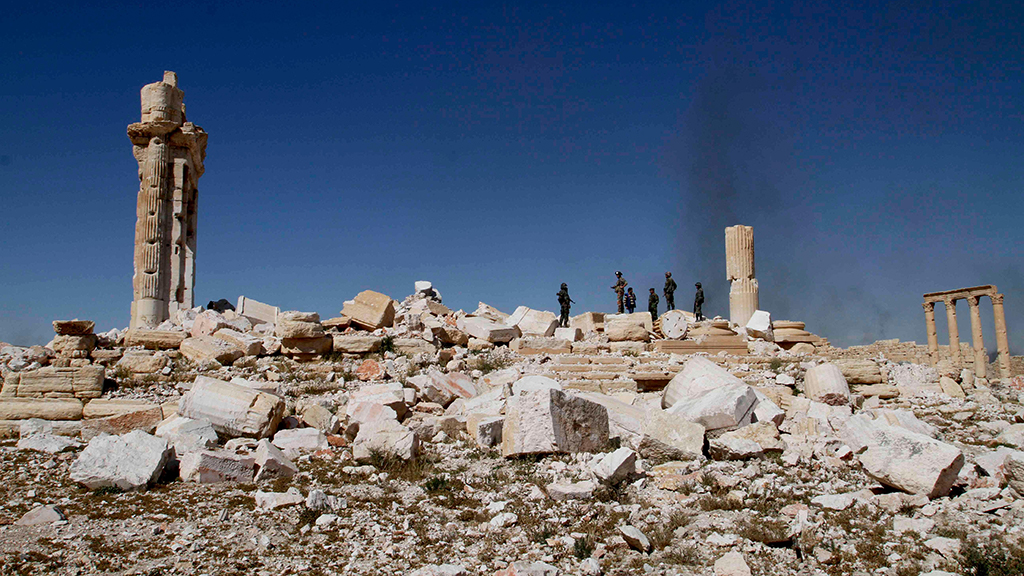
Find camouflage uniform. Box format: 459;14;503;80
557;283;574;328
611;273;627;314
648;290;659;318
663;275;677;311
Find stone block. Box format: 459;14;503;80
51;334;97;357
272;428;327;454
300;404;340;434
579;392;645;449
331;334;381;354
803;363;851;406
16;505;66;526
341;290;396;330
53;320;95;335
393;338;436;355
116;351;169;373
662;356;744;409
155;415;218;454
124;329;187;350
468;414;503;448
179;336;244;366
275;312;325;339
858;424;964;498
604;313;650;342
254;438;298;481
745;310;773;341
501;388;609;457
236;296;280;325
591;447;636;485
2;365;104;400
0;398;84;420
512;337;572;355
178;376;285;439
569;312;604;334
353;419;419;462
833;359;883;384
553;327;583;342
190;310;230;338
709;421;784;460
547;480;596;501
665;383;757;432
415;369;478;407
213;329;263;356
638;409;705;462
179;450;255;483
660;310;690;339
69;431;172;491
457;316;519;343
281;336;332;356
507;307;559;337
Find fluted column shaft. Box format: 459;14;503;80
992;293;1012;377
944;298;961;367
966;297;986;378
923;302;938;363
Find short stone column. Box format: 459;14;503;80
923;302;939;362
992;293;1012;377
725;225;758;327
944;298;961;368
966;297;986;379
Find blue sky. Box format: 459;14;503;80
1;1;1021;353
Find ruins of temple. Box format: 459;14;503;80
725;225;758;327
922;285;1011;378
127;71;207;329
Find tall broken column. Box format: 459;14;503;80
725;225;758;327
128;71;207;329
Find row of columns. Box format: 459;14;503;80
923;293;1011;378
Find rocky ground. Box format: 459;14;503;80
1;293;1024;576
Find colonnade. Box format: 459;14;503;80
922;285;1011;378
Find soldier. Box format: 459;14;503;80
557;283;574;328
663;272;677;310
625;287;637;313
648;288;659;318
611;271;627;314
694;282;705;322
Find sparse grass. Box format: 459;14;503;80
472;352;514;374
647;510;690;550
769;358;784;372
297;507;320;528
959;536;1024;576
379;336;395;355
735;515;790;544
297;379;341;395
573;535;594;559
662;543;699;565
323;351;347;363
698;494;744;511
367;449;436;482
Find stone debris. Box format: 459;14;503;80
501;388;609;457
178;375;285;439
16;505;66;526
618;525;652;553
803;363;851;405
858;423;964;498
154;414;218;454
69;430;172;490
590;447;636;485
714;551;752;576
352;419;419;462
179;450;255;483
341;290;396;330
253;438;299;481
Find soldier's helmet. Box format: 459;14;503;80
695;282;702;288
561;283;567;289
615;271;622;276
665;272;671;277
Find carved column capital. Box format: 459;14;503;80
966;296;980;308
922;301;935;312
943;297;958;310
992;293;1004;305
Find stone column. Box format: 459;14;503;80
725;225;758;327
966;296;986;379
128;72;207;329
922;302;938;363
992;293;1012;377
943;298;961;368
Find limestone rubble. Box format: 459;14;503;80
0;280;1023;575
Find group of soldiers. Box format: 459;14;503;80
556;272;705;329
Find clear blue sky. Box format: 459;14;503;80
2;1;1021;354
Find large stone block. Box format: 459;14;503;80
507;307;559;337
604;313;651;342
213;329;263;356
553;327;583;342
569;312;604;334
660;310;690;339
69;431;172;491
341;290;396;330
331;334;381;354
501;388;609;457
662;356;744;409
281;336;332;356
275;311;325;338
179;450;255;483
0;398;84;420
178;376;285;439
236;296;280;325
190;310;230;338
665;383;757;432
832;359;884;385
457;316;519;343
115;351;169;374
579;393;645;449
51;334;97;357
124;329;187;350
858;424;964;498
638;409;706;462
179;336;244;366
803;363;851;406
512;337;572;355
417;369;478;407
744;310;773;341
155;415;218;454
53;320;95;336
353;419;419;462
2;365;104;400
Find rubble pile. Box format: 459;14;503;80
0;287;1023;576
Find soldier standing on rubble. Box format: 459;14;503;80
557;283;574;328
611;271;627;314
694;282;705;321
648;288;659;319
663;272;677;310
